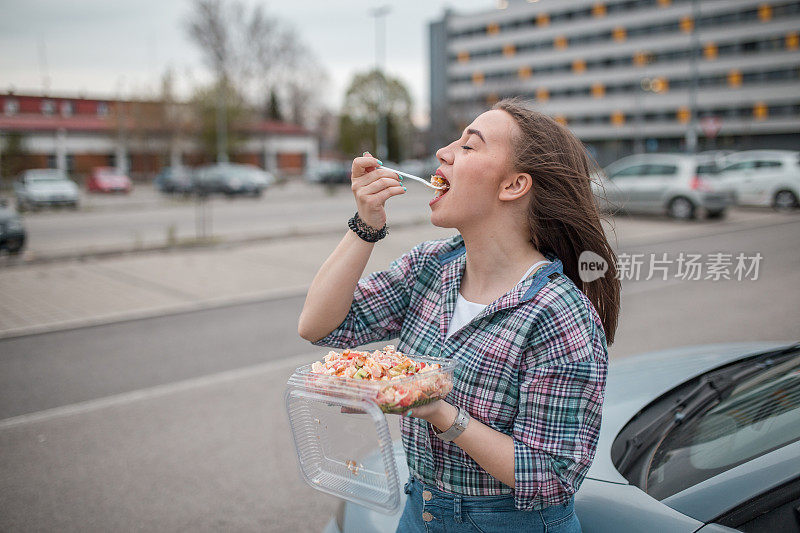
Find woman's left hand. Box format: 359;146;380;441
403;400;459;432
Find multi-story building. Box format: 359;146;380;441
0;92;318;181
429;0;800;165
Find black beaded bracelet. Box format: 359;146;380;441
348;212;388;242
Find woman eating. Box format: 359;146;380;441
298;98;620;532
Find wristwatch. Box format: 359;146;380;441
433;405;470;442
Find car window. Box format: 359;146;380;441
646;164;679;176
755;160;782;169
696;163;721;177
724;161;755;171
610;165;649;178
645;356;800;500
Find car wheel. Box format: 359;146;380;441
668;197;696;220
70;202;79;210
6;239;24;254
706;209;726;219
773;190;798;211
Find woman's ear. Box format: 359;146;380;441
499;172;533;202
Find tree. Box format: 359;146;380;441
191;80;247;162
185;0;329;157
266;89;282;121
339;69;414;162
1;132;27;183
185;0;316;105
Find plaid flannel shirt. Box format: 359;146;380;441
312;234;608;511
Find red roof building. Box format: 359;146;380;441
0;92;318;181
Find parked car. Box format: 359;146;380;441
324;341;800;533
593;154;735;220
13;169;80;211
697;150;736;168
0;199;25;254
86;167;132;193
193;163;272;197
154;166;195;195
717;150;800;210
307;161;352;185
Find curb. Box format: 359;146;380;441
1;215;432;268
0;284;310;341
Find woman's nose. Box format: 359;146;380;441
435;144;453;165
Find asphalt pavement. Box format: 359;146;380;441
0;197;798;532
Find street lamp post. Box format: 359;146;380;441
635;80;646;154
369;5;391;161
635;77;668;154
216;76;229;164
685;0;700;153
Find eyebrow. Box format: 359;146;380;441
466;128;486;144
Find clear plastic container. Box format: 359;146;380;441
285;354;457;513
289;354;457;414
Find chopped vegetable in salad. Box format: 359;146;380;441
309;345;452;413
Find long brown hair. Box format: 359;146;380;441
493;98;620;345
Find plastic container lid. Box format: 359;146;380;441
285;352;457;513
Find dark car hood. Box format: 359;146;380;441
586;341;793;484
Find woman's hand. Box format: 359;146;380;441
351;151;406;229
403;400;459;433
404;400;517;488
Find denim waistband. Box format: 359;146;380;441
405;475;515;511
404;474;574;513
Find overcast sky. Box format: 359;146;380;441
0;0;494;125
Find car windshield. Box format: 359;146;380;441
226;166;257;179
645;354;800;500
27;170;67;182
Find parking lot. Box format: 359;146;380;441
1;181;798;531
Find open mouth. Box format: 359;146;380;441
430;174;450;199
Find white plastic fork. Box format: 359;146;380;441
378;165;447;190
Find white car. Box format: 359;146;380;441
717;150;800;210
323;341;800;533
13;169;80;211
592;154;735;220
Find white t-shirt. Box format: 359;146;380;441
445;259;551;341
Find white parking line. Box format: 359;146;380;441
0;351;317;430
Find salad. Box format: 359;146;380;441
308;345;454;414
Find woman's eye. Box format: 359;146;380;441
461;145;473;151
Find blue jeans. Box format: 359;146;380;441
396;475;581;533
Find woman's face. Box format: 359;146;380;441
430;109;519;229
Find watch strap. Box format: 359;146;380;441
434;406;470;442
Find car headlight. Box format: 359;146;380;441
6;219;23;231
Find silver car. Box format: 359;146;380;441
593;154;735;220
323;341;800;533
13;169;80;211
717;150;800;210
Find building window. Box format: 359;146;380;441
41;99;56;115
4;98;19;116
61;101;74;117
97;102;109;116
